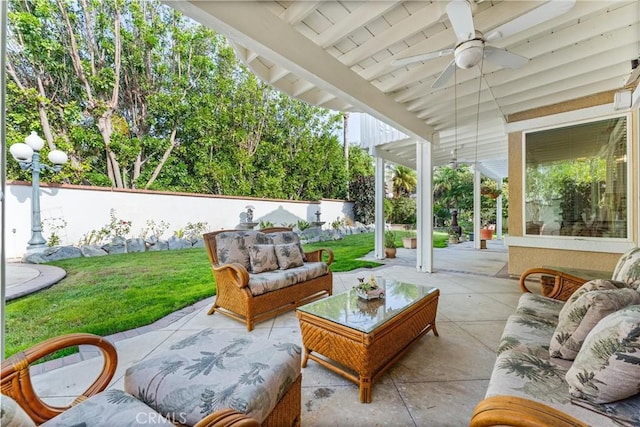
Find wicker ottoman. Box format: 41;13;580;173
124;329;302;426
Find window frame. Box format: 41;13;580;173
520;112;632;244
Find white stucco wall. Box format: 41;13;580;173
5;182;354;259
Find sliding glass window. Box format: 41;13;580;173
524;116;628;238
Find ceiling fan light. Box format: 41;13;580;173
455;44;483;69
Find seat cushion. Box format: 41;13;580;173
247;262;329;296
1;395;36;427
41;389;173;427
486;346;637;426
497;313;558;355
124;329;301;425
515;293;565;322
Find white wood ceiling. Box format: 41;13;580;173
165;1;640;178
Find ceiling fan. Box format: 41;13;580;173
391;0;576;88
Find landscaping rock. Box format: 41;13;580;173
191;238;205;248
148;240;169;251
126;238;146;253
80;245;108;257
102;236;127;254
31;245;83;263
167;236;189;250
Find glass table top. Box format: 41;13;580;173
297;279;437;334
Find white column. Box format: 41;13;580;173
374;156;385;259
496;177;503;240
416;141;433;272
473;166;481;249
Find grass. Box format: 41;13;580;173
4;231;449;358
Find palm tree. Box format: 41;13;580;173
392;165;417;197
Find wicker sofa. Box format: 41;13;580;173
203;227;333;331
0;333;260;427
470;248;640;427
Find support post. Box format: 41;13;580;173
473;166;481;249
416;140;433;272
374;156;385;259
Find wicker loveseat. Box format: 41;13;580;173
203;227;333;331
470;248;640;427
0;333;259;427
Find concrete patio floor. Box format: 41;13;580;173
28;239;521;426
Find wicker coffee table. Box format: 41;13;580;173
296;280;439;403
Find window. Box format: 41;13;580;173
524;116;628;238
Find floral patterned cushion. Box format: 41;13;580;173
497;313;558;355
249;244;279;273
1;395;36;427
515;293;565;323
266;231;307;261
248;262;329;296
559;280;631;320
565;305;640;404
215;231;270;270
124;329;301;425
487;346;638;426
275;243;304;270
612;247;640;289
41;389;173;427
549;288;640;360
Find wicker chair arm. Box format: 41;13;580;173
0;333;117;424
194;408;260;427
470;395;588;427
519;268;588;301
304;248;334;265
213;263;250;288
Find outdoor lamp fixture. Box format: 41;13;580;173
9;131;68;250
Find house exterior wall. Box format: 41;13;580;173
506;100;638;277
5;182;354;259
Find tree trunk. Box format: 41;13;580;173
145;127;178;189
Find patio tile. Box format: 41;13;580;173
398;379;489;427
436;293;517;322
455;320;508;352
388;322;496;383
301;382;415;426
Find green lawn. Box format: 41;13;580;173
4;231;448;358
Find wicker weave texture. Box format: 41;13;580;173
298;290;439;402
262;375;301;427
204;228;333;331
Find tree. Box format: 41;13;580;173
6;0;360;201
391;165;417;197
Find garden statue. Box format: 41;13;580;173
245;205;254;223
450;209;462;237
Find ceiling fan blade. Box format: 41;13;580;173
485;0;576;42
484;46;528;69
391;49;454;67
432;59;457;88
446;0;475;42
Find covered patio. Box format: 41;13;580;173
163;0;640;276
24;241;516;426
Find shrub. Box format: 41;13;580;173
349;175;374;224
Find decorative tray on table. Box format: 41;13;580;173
354;276;385;300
